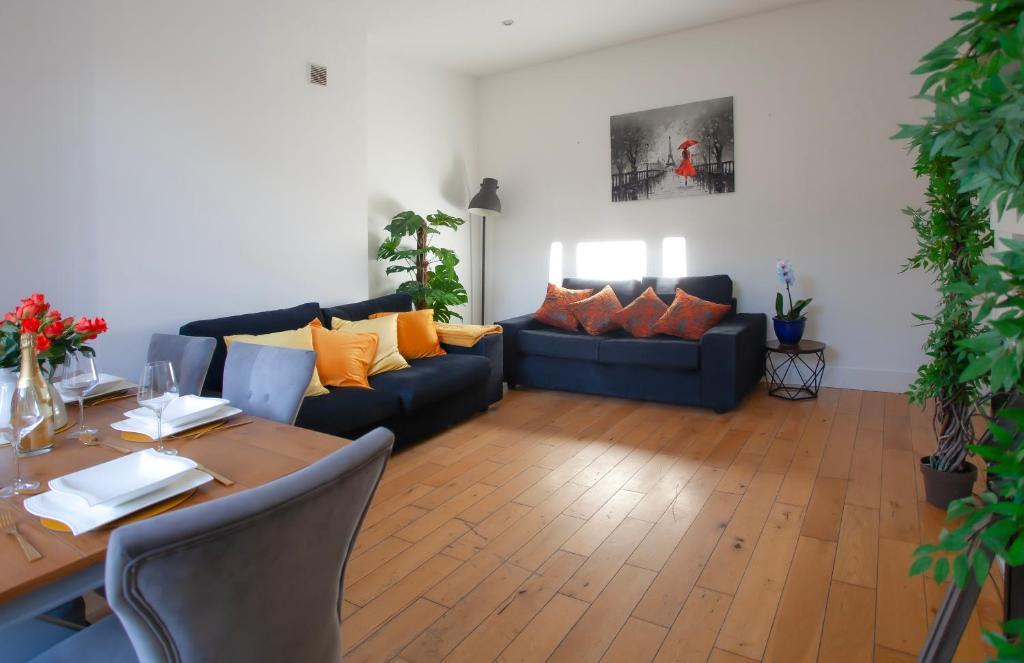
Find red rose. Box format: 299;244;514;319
44;321;64;338
73;317;90;333
94;318;107;334
45;309;61;323
27;293;46;308
62;317;73;329
21;318;41;334
18;303;38;320
3;312;16;325
36;335;51;352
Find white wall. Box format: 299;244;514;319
367;53;479;323
478;0;956;392
1;0;369;379
0;1;96;318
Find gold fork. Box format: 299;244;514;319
0;509;42;562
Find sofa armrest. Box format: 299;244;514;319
442;334;503;407
700;313;767;412
495;314;542;388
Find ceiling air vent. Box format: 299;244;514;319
309;63;327;87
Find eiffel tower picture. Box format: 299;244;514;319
611;96;735;201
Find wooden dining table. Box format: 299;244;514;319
0;396;347;628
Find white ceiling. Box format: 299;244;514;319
367;0;815;76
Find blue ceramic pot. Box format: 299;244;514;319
773;317;806;345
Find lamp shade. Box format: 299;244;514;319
468;178;502;216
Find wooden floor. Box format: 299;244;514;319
340;387;1003;662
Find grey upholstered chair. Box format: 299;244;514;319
29;427;395;663
146;334;216;397
221;342;315;425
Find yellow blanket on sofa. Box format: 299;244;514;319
435;323;503;348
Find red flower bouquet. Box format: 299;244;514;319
0;293;108;374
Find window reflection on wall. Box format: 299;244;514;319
662;237;687;277
548;241;563;285
576;240;646;280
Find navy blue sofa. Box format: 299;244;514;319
497;275;765;412
180;293;502;444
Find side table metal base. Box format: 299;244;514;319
765;340;826;401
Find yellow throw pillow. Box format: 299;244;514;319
368;309;446;360
224;327;329;397
330;315;409;375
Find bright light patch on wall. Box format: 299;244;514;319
576;240;646;280
662;237;687;277
548;241;563;285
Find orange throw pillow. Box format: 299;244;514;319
534;283;594;331
566;285;623;335
612;287;668;337
308;319;378;388
652;288;732;340
368;309;446;359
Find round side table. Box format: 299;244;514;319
765;339;826;401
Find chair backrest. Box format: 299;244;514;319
147;334;217;397
105;427;394;663
221;343;315;425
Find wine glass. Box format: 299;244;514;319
138;361;178;455
6;384;43;494
54;353;100;442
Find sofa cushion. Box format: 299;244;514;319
566;286;623;336
612;287;668;337
179;302;322;392
518;329;602;362
654;288;733;340
534;283;594;331
641;275;733;306
599;335;700;370
321;293;412;323
295;385;403;437
370;354;490;413
563;278;641;306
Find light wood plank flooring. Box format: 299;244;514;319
341;387;1002;662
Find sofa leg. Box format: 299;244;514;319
714;408;728;415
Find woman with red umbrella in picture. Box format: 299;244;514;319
675;139;698;184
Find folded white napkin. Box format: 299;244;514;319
127;395;230;428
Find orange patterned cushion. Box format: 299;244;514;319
534;283;594;331
566;286;623;335
652;288;732;340
612;287;668;337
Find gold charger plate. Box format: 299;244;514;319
119;419;226;443
39;489;197;533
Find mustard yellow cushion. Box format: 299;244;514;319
368;309;446;360
330;315;409;375
224;327;329;397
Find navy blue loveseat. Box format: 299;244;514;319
180;293;502;444
497;275;765;412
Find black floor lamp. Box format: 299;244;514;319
468;178;501;325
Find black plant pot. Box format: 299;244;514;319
920;456;978;510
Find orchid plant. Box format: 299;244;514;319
774;260;812;321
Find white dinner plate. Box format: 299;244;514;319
110;405;243;441
49;449;198;507
24;469;213;536
58;374;134;404
125;395;230;429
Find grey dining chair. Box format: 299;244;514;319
29;427;395;663
221;342;316;425
146;334;216;397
